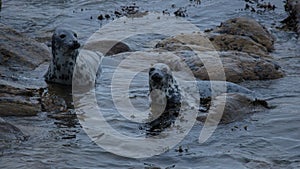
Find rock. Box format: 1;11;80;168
197;93;268;124
0;23;51;75
197;80;255;99
115;4;149;18
282;0;300;34
212;17;275;52
0;117;27;142
156;33;271;58
0;24;53;116
0;83;42;116
178;51;284;83
155;21;283;82
208;34;270;58
84;40;131;56
41;83;70;112
155;32;215;52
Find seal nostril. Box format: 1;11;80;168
60;34;66;39
72;41;80;49
152;73;162;82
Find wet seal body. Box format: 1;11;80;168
45;28;81;85
147;63;182;132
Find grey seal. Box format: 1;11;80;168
147;63;182;132
148;63;267;128
45;28;81;85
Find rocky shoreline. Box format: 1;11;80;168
0;3;293;144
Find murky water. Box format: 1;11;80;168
1;0;300;168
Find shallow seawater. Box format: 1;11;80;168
1;0;300;168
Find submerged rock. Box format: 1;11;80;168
0;117;27;142
84;40;131;56
197;93;268;124
282;0;300;34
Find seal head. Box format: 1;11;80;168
45;28;81;85
149;63;181;103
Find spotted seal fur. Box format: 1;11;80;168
149;63;181;105
147;63;182;132
45;28;81;85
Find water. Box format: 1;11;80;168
1;0;300;168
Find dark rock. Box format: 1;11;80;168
0;117;27;142
243;1;276;13
105;14;110;19
282;0;300;34
84;40;131;56
174;8;187;17
97;14;104;20
113;4;148;18
197;93;268;124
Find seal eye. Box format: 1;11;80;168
162;67;168;73
149;68;155;72
74;33;77;38
60;34;66;39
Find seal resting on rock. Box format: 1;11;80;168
45;28;81;85
147;63;268;130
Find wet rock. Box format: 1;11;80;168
41;83;70;112
0;24;52;116
174;7;188;17
0;83;42;116
0;117;27;142
209;34;270;58
155;32;216;52
212;17;275;52
0;23;51;75
155;32;284;82
197;80;258;112
282;0;300;34
243;0;276;14
114;4;148;18
179;51;284;83
84;40;131;56
157;33;271;58
97;14;104;20
197;93;268;124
